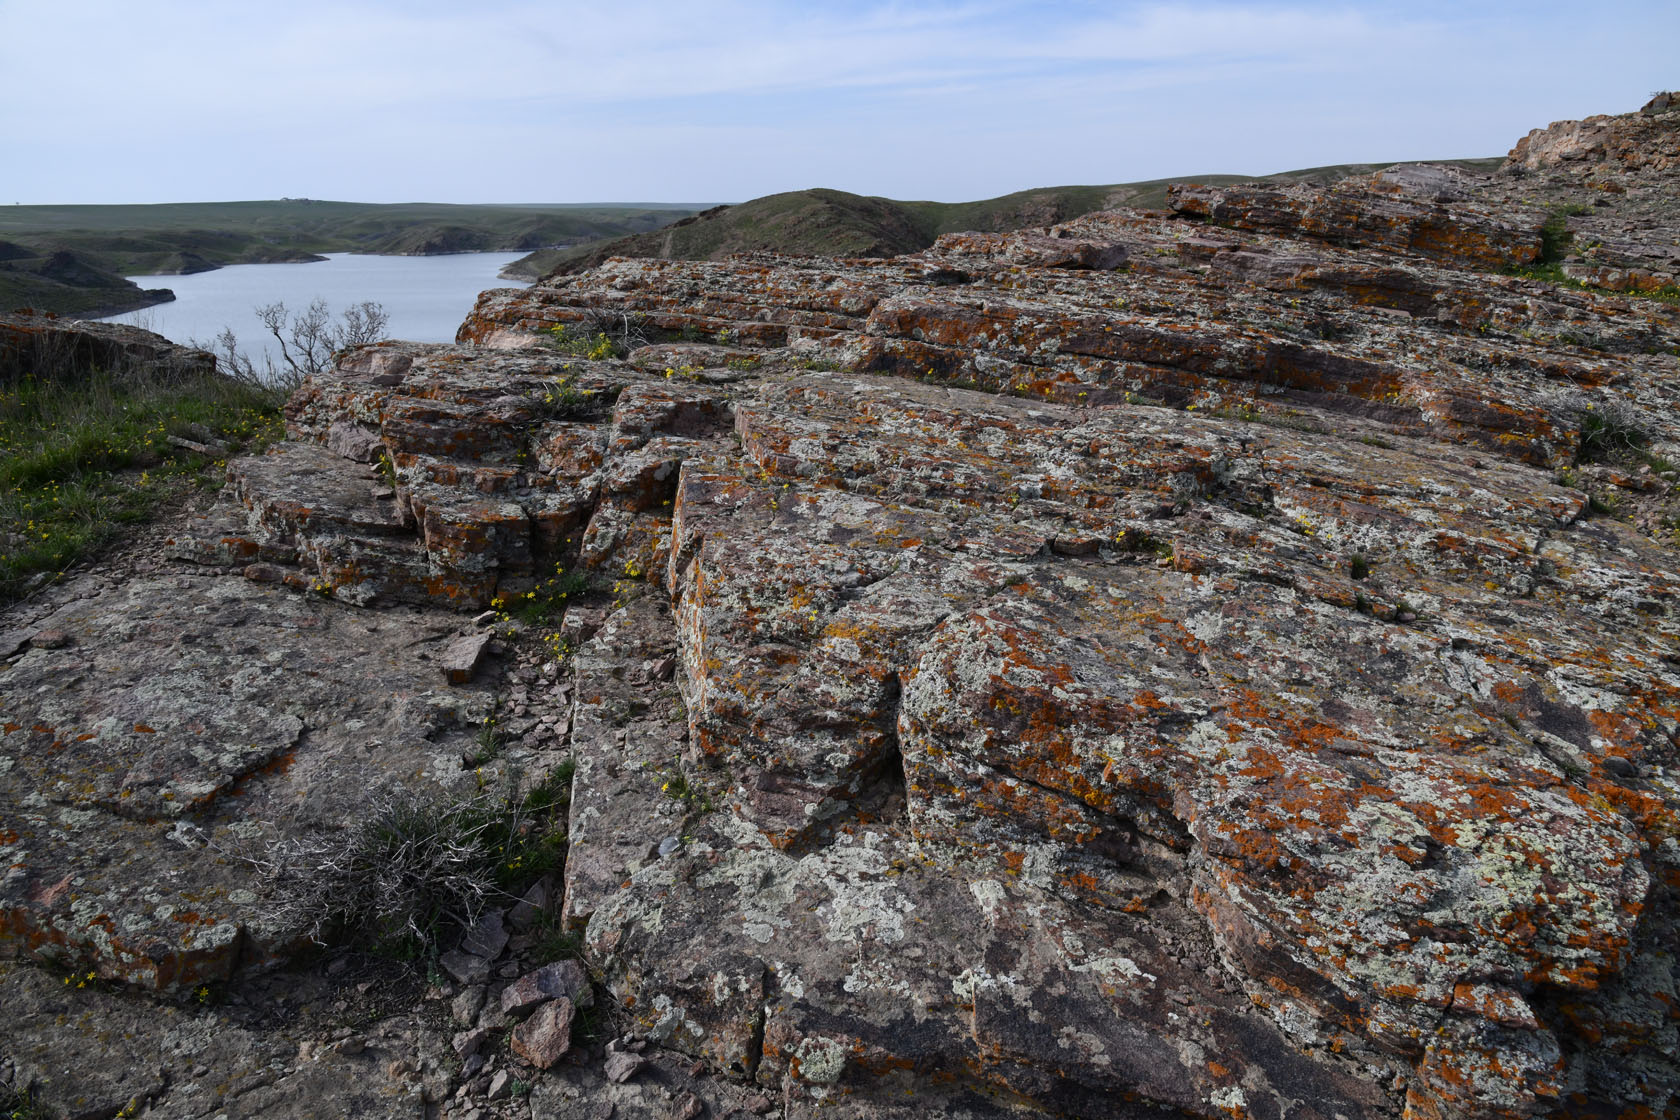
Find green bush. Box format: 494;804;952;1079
531;375;619;421
1537;206;1587;264
500;564;592;625
546;324;620;361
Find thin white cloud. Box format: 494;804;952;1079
1;1;1675;202
2;2;1423;113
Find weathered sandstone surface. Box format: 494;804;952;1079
3;98;1679;1119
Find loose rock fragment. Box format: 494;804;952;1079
28;628;70;650
508;878;550;931
438;950;490;987
500;959;593;1017
604;1050;647;1084
441;632;492;684
452;1026;492;1059
460;909;509;960
510;997;575;1069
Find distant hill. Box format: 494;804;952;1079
0;200;703;316
0;246;173;318
505;158;1505;281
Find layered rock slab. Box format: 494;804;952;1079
168;342;740;611
0;573;497;988
462;102;1680;481
572;368;1677;1118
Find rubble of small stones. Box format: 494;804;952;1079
4;97;1680;1119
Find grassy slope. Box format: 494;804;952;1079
0;243;175;318
0;200;698;242
509;157;1507;281
0;201;703;315
0;367;284;603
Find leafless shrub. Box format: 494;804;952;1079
240;769;567;954
576;307;651;353
1542;390;1649;462
203;299;390;394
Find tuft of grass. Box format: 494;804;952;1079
0;368;284;604
1577;404;1647;462
531;374;619;421
1;1087;51;1120
243;764;573;958
1110;527;1175;559
529;911;585;963
1544;391;1650;464
503;564;592;625
658;756;714;815
467;705;502;767
545;323;621;361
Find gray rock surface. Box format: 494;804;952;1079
0;574;496;989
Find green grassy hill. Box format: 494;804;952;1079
0;245;174;318
0;200;702;316
506;157;1506;281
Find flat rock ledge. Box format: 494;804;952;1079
4;97;1680;1120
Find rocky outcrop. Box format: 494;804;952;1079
1499;93;1680;291
1505;92;1680;177
0;309;210;384
4;98;1680;1119
1164;180;1542;271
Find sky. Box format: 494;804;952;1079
2;1;1675;206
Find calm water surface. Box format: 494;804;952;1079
100;252;530;365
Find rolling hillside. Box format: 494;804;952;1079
504;158;1504;280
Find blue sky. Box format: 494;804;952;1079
2;1;1675;205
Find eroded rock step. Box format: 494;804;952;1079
173;345;744;612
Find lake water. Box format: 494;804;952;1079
99;252;531;366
